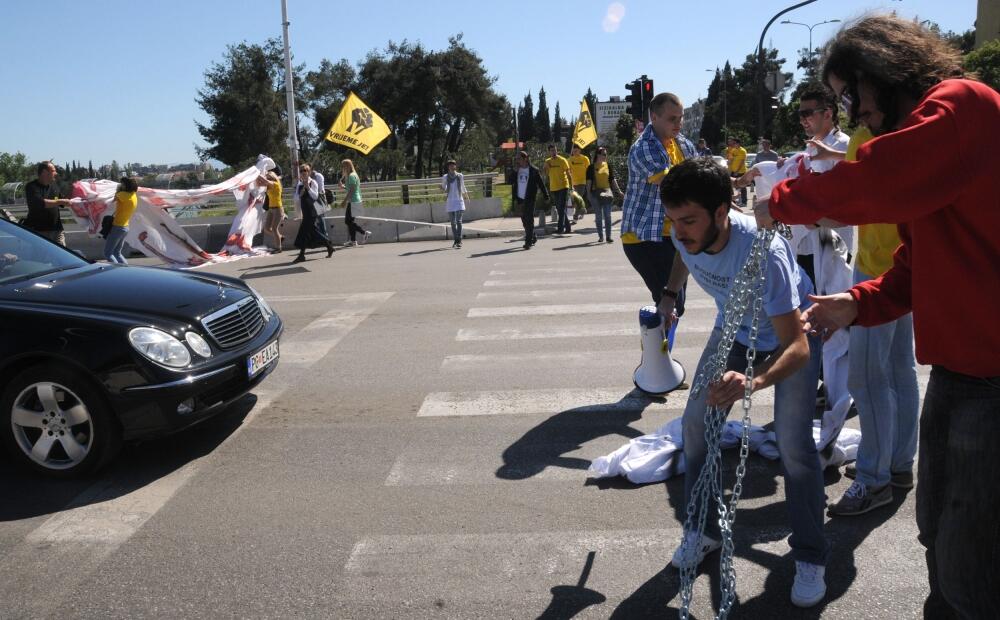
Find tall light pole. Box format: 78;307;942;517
756;0;819;141
705;68;727;140
280;0;300;173
780;18;841;65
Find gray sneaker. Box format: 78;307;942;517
844;464;914;489
829;480;893;516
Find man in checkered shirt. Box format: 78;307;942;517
620;92;697;319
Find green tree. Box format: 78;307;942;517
517;93;535;142
552;101;563;144
534;87;551;143
0;152;30;185
583;88;598;119
195;38;303;171
966;40;1000;91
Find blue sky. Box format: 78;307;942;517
1;0;977;166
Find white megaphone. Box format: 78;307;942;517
633;305;685;396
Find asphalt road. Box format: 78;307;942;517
0;227;929;619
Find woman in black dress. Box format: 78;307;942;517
292;163;334;263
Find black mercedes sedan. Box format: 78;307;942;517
0;219;282;477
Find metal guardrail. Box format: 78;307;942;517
2;173;500;220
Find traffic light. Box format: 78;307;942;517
641;76;654;118
625;79;642;120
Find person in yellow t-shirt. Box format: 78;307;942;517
569;145;591;221
259;167;285;252
726;137;748;205
542;144;574;234
806;126;921;519
586;146;623;242
104;177;138;265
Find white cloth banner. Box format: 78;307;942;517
67;159;273;267
588;415;861;485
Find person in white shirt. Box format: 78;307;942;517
441;160;471;249
512;151;550;250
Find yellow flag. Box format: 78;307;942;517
572;100;598;149
324;92;391;155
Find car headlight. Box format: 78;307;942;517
184;331;212;358
248;285;274;321
128;327;192;368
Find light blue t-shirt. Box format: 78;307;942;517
672;211;813;351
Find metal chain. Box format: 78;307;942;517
678;226;778;620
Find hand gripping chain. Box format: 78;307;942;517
678;225;784;619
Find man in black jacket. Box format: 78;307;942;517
24;161;71;246
513;151;550;250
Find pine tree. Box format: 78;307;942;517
583;88;598;118
88;160;94;177
517;93;535;141
552;101;562;144
534;87;552;143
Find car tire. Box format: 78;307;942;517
0;364;121;478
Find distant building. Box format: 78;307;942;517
595;97;629;135
681;99;706;140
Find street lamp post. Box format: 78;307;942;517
780;18;841;65
756;0;819;142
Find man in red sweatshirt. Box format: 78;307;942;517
759;15;1000;618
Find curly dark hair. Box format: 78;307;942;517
660;157;732;216
820;14;966;130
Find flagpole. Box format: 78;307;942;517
280;0;299;173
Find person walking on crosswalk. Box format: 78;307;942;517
542;144;574;234
513;151;549;250
659;158;829;608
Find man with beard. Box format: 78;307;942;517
761;15;1000;618
659;158;829;608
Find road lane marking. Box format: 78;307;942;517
483;275;626;287
416;387;703;417
489;265;631;276
440;347;703;372
456;324;714;341
467;300;717;318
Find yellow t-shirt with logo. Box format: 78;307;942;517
112;191;138;227
849;127;901;278
266;177;283;208
727;146;747;174
569;154;590;186
592;162;611;190
623;138;685;244
545;155;572;191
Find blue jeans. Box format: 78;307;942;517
552;189;569;233
683;327;829;565
917;366;1000;618
104;225;128;264
449;210;463;241
848;268;919;488
592;193;613;240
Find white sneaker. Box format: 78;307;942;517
791;561;826;607
361;230;372;245
670;532;721;569
343;240;356;247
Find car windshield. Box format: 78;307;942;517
0;219;89;285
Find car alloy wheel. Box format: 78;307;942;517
10;381;94;470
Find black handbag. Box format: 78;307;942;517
99;215;114;238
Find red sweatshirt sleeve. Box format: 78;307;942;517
769;94;965;226
849;224;912;326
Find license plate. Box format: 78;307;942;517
247;340;279;378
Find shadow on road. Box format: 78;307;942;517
538;551;607;619
552;241;603;251
398;247;455;257
496;389;661;481
601;446;907;618
0;394;256;522
468;247;525;258
241;265;310;279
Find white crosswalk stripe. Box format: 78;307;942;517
488;265;631;275
456;323;713;341
467;299;717;318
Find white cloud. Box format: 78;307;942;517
602;2;626;33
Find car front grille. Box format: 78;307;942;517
202;297;265;350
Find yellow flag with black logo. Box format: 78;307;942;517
325;92;391;155
572;100;598;149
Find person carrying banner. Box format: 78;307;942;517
761;15;1000;617
543;144;574;234
569;145;591;221
259;166;284;252
340;159;370;247
104;177;138;265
